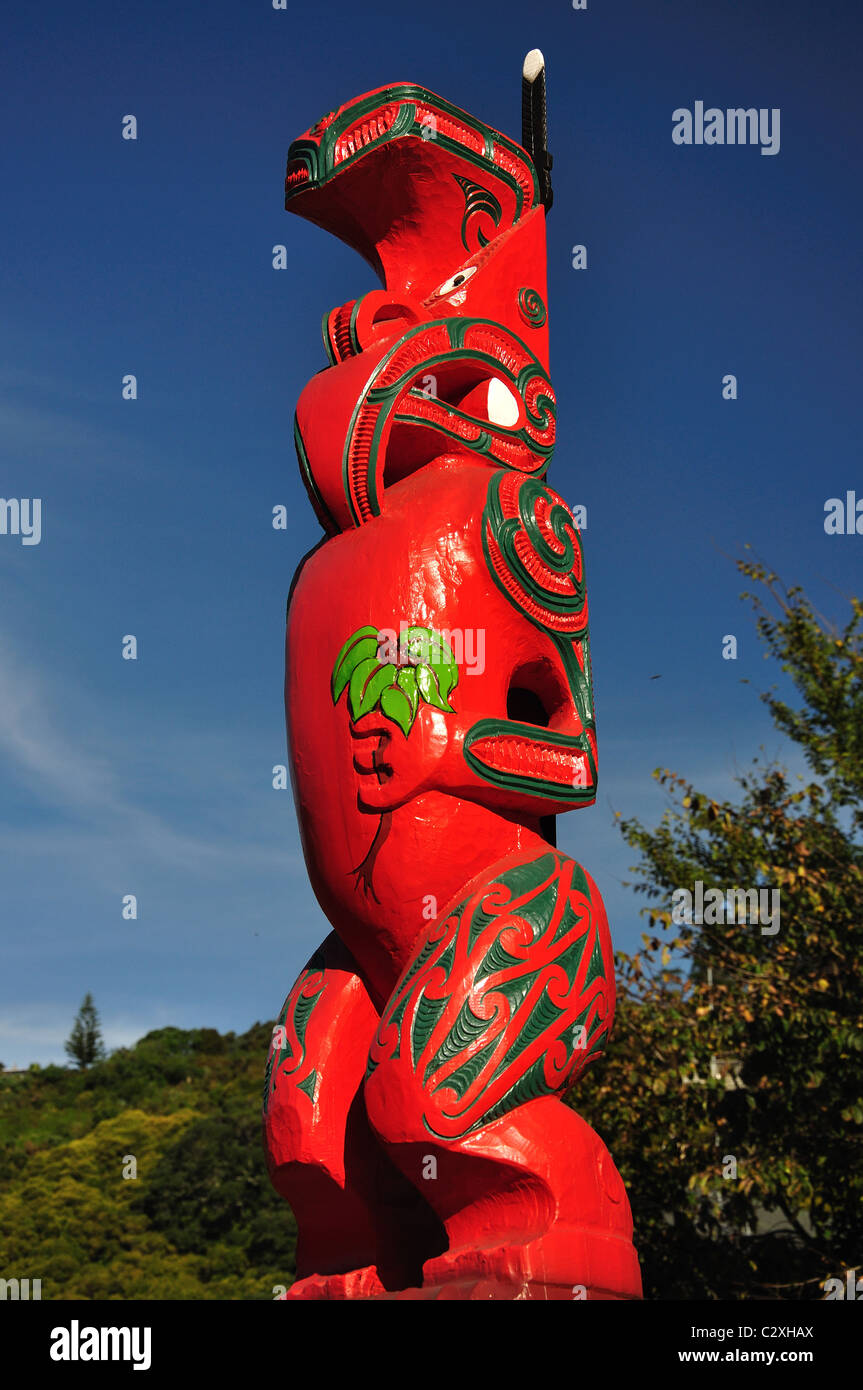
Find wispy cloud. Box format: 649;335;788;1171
0;628;295;878
0;368;185;485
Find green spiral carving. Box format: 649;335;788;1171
517;288;547;328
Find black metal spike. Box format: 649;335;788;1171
522;49;553;212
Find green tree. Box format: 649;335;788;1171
64;993;107;1070
574;561;863;1299
135;1112;296;1272
0;1020;297;1298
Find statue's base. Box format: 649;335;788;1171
283;1231;642;1301
284;1273;633;1300
373;1280;632;1301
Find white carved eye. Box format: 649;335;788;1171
433;265;478;298
486;378;520;427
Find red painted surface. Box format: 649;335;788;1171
263;79;642;1300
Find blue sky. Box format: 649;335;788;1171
1;0;860;1066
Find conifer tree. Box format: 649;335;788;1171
64;993;107;1069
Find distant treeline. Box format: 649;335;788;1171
0;1024;296;1300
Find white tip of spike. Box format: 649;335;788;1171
523;49;545;83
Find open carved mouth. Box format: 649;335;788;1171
285;101;404;203
464;719;595;802
285;160;312;193
332;106;400;167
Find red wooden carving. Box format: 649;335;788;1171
263;57;642;1301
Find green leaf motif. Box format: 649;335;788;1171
332;622;459;737
416;662;454;713
350;660;398;720
396;667;419;724
331;626;379;702
380;685;413;737
404;626;459;712
347;657;379;719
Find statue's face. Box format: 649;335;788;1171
283;82;597;917
287;459;594;843
287;82;555;539
292;206;555;539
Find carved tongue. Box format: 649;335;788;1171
468;732;590;789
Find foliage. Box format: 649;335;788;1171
0;1022;296;1299
136;1114;294;1269
574;562;863;1299
64;993;106;1070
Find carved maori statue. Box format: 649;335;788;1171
263;54;642;1300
